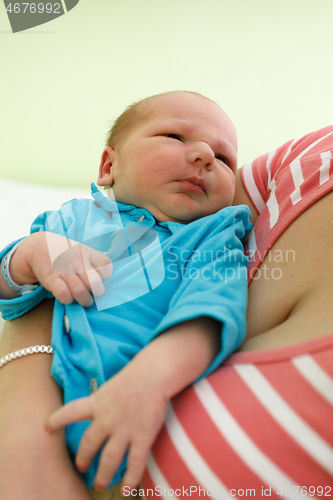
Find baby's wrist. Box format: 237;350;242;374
9;238;39;286
127;348;183;401
0;241;38;299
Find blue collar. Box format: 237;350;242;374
90;183;153;218
90;183;182;234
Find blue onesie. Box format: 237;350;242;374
0;184;252;487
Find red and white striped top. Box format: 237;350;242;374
141;126;333;498
243;125;333;281
143;335;333;499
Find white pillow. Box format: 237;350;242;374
0;177;91;335
0;177;90;249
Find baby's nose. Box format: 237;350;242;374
187;143;214;170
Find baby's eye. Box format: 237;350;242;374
165;133;182;141
215;155;230;167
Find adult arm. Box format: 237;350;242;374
0;300;93;500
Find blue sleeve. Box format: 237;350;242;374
0;238;52;320
0;198;89;321
151;205;252;378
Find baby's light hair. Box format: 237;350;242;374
106;98;153;149
106;91;218;150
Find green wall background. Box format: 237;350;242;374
1;0;333;187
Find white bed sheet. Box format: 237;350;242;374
0;177;90;334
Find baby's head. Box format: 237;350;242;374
98;91;237;224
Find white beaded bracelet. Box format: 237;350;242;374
0;345;53;368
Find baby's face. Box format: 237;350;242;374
100;92;237;223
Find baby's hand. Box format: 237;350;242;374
45;363;168;492
10;232;113;307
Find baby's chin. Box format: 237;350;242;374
147;195;232;224
152;208;219;225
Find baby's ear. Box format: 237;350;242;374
97;147;116;186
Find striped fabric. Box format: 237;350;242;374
142;336;333;498
140;126;333;498
242;125;333;281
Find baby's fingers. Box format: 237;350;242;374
121;439;150;491
86;268;106;298
83;250;113;298
89;251;113;281
43;274;74;305
45;396;92;432
94;436;128;491
75;423;111;473
60;273;94;307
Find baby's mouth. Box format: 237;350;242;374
176;177;206;193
